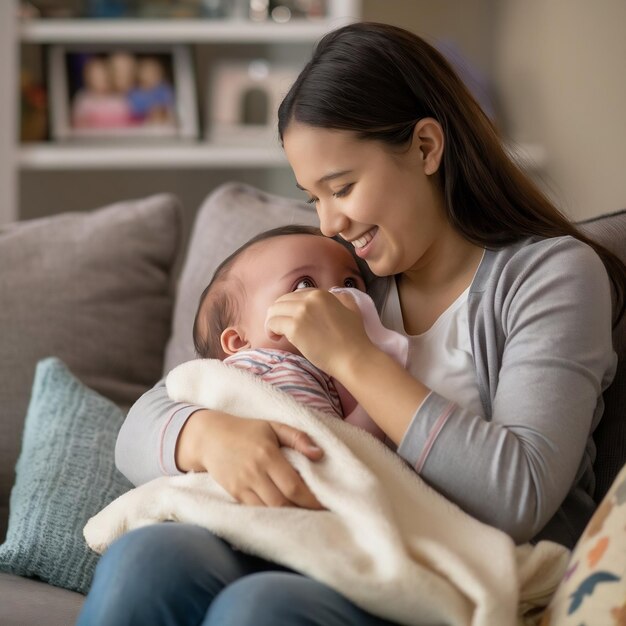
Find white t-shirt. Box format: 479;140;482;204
381;276;484;419
406;286;484;418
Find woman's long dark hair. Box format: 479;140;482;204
278;22;626;324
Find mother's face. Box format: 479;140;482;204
282;120;449;277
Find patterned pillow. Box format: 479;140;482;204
0;358;133;594
541;463;626;624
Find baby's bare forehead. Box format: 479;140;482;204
232;236;302;264
249;234;345;255
235;234;359;273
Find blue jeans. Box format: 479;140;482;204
76;523;399;626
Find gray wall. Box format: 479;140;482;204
492;0;626;219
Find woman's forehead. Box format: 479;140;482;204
284;123;360;158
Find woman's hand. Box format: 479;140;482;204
265;289;431;444
176;409;325;509
265;289;374;378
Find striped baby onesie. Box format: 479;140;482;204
224;349;343;418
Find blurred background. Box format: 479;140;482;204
1;0;625;238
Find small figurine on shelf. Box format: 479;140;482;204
20;69;48;142
208;58;300;145
248;0;269;21
248;0;327;23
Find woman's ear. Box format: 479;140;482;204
412;117;444;176
220;327;250;356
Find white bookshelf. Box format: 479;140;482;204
17;142;544;172
18;143;288;169
0;0;361;223
19;18;347;44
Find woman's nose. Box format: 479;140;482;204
317;201;349;238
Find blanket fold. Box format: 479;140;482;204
84;359;569;626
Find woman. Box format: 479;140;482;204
78;22;624;626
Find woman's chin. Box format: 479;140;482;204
363;258;397;278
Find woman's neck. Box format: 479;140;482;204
397;230;484;335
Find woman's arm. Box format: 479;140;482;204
115;378;196;485
116;377;325;508
393;240;616;543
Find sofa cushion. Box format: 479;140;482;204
579;209;626;501
0;572;83;626
0;358;132;593
0;194;181;541
164;182;318;372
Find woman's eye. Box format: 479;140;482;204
344;277;358;288
305;196;318;205
333;184;354;199
295;277;316;290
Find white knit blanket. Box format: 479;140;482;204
84;359;570;626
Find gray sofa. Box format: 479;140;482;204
0;182;624;625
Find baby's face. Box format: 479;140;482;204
232;234;365;353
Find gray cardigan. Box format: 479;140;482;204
116;236;617;549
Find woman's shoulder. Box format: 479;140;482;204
470;236;614;365
492;233;596;262
367;235;610;327
479;235;607;291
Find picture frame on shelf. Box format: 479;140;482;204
207;59;299;146
49;44;198;141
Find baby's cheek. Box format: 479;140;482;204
260;326;300;355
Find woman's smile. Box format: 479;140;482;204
346;226;378;259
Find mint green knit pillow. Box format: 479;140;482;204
0;357;132;594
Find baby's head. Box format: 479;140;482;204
193;225;365;360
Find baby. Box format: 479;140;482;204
192;225;406;440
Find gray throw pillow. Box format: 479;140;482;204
0;194;181;541
164;182;318;372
